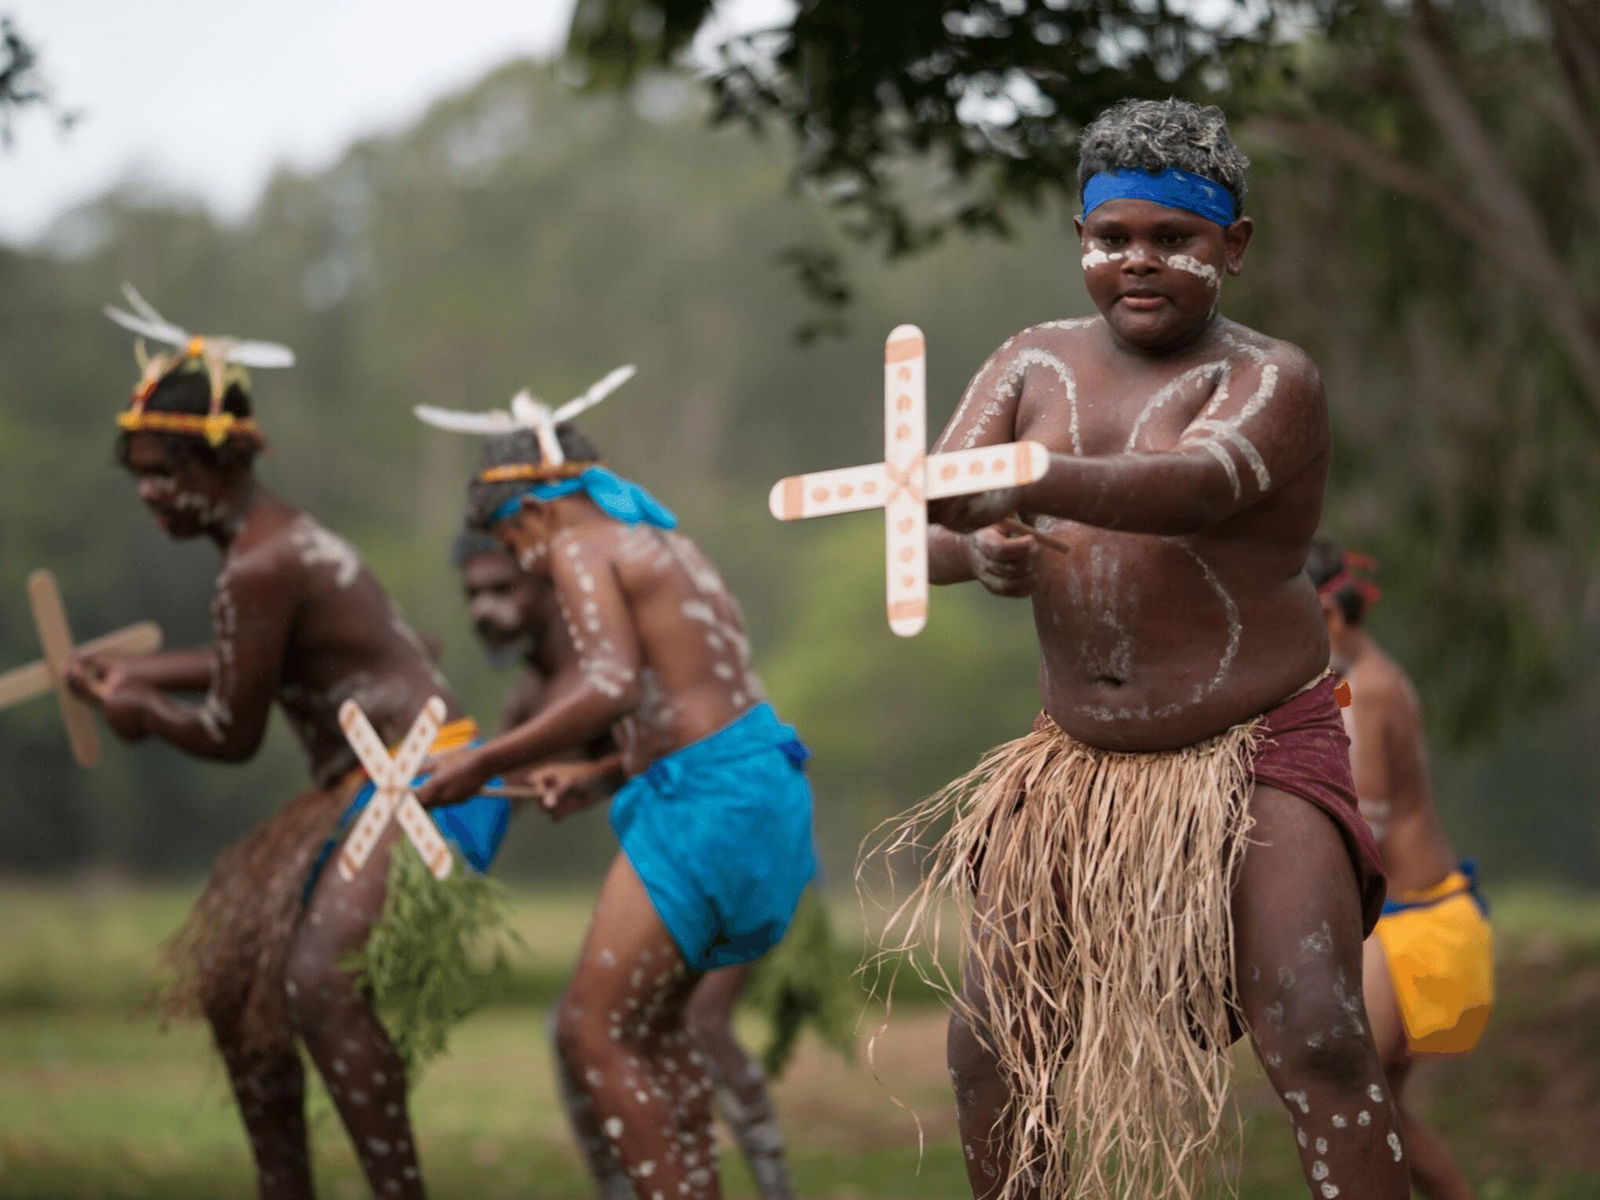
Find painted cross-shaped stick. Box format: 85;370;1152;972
769;324;1051;636
337;696;456;882
0;569;164;766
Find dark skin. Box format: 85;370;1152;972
459;544;796;1199
424;499;771;1200
1326;601;1477;1200
66;430;464;1200
928;198;1409;1200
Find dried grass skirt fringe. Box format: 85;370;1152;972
862;716;1261;1200
158;782;351;1058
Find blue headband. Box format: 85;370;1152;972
487;465;678;530
1082;167;1237;226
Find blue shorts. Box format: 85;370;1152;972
611;703;817;972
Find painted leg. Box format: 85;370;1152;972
286;824;425;1198
554;853;720;1200
206;998;315;1200
686;965;794;1200
1235;784;1410;1200
548;1001;634;1199
946;972;1039;1200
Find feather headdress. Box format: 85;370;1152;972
415;365;635;483
105;283;295;446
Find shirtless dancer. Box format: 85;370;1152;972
68;308;510;1199
455;527;797;1198
1308;539;1493;1200
423;427;814;1200
870;99;1405;1199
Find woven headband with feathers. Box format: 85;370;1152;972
414;365;636;481
105;283;296;446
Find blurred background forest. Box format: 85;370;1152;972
1;2;1597;1196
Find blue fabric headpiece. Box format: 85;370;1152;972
1082;167;1237;227
487;465;678;530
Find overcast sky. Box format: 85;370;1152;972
1;0;589;245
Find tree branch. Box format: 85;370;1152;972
1245;115;1497;247
1398;13;1600;423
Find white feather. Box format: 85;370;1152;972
106;282;295;369
221;339;297;369
510;390;553;429
412;404;519;434
555;364;635;423
103;305;190;347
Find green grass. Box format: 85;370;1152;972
0;881;1596;1197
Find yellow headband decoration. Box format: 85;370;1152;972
104;283;294;448
475;460;599;486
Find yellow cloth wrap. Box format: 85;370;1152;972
1375;870;1495;1056
335;716;480;792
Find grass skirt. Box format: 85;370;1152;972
158;782;351;1058
863;715;1261;1200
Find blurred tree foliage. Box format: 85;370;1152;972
0;58;1593;886
0;14;75;147
568;0;1600;746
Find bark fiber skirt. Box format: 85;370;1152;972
865;715;1263;1200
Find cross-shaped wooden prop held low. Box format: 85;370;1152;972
337;696;456;882
768;324;1052;636
0;569;163;767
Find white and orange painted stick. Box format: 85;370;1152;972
337;696;455;882
769;325;1051;636
0;569;164;767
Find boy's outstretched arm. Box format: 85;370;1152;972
927;338;1043;591
420;542;642;807
933;353;1327;536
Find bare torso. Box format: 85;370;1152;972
551;520;766;775
227;497;460;784
1341;644;1457;894
942;316;1329;751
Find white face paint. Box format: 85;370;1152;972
1080;247;1125;270
1164;253;1220;287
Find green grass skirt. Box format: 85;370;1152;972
345;841;522;1079
744;888;857;1076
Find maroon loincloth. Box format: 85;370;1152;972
1252;674;1387;934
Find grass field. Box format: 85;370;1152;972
0;881;1596;1198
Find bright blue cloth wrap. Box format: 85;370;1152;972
610;703;817;972
305;744;512;895
1082;166;1237;226
487;465;677;530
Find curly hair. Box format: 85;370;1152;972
463;424;601;530
113;362;260;473
1077;98;1249;215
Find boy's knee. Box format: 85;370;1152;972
283;941;354;1034
1263;991;1377;1096
554;992;619;1070
947;1005;997;1077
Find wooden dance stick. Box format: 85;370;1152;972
0;569;164;767
1001;517;1073;557
337;697;455;882
769;325;1050;636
